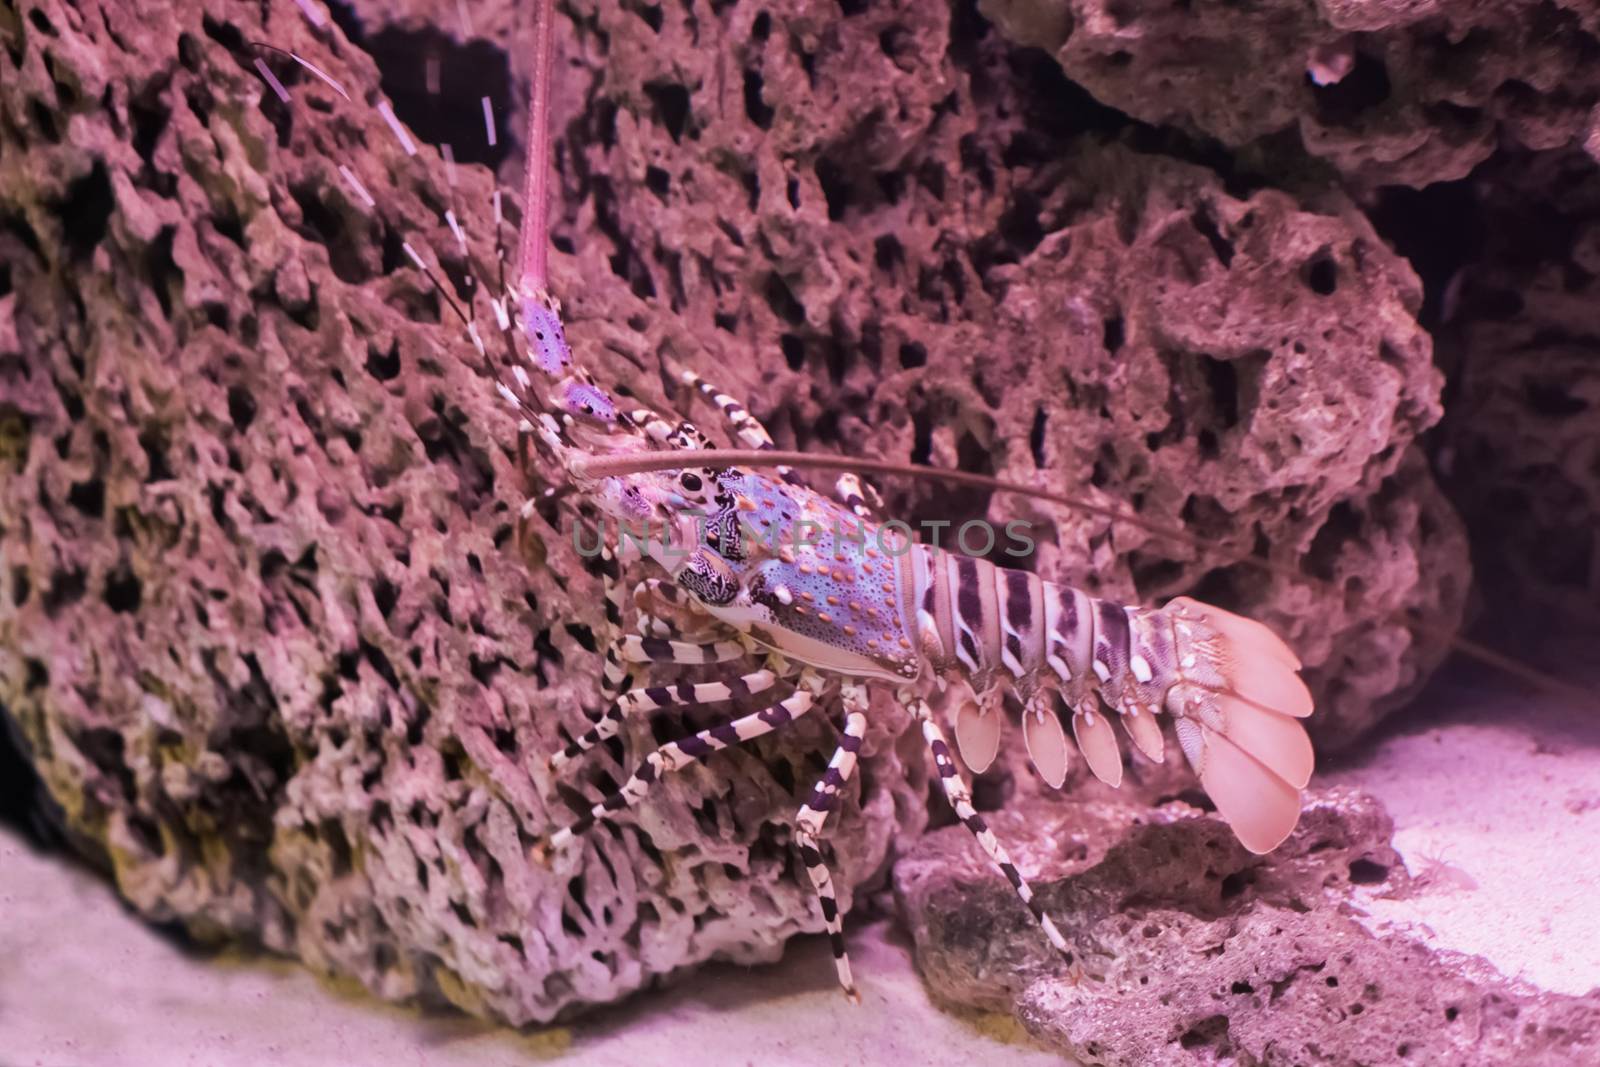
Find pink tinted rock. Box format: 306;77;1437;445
981;0;1600;187
0;0;1465;1025
895;789;1600;1065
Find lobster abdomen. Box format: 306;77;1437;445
914;544;1315;853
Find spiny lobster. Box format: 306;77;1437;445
258;0;1317;1001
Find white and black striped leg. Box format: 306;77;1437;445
549;680;819;848
794;686;870;1002
629;407;713;451
907;694;1071;958
833;473;881;521
595;546;631;703
616;635;748;664
632;579;715;639
549;666;782;770
672;363;803;485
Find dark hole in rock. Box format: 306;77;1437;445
1305;253;1339;295
366;342;401;381
142;225;180;321
1199;354;1240;428
1311;50;1391;122
29;96;62;144
645;165;670;199
67;478;104;518
997;192;1045;260
44;567;87;614
53;163;114;262
910;409;933;466
743;68;774;130
780;334;805;370
360;640;400;692
469;655;500;685
764;273;805;325
1103;316;1125;353
565;623;597;653
104;566;142;613
1348;858;1390;884
227;384;257;430
875;234;903;272
356;27;512;169
899;341;927;369
289;182;370;284
768;758;796;795
634;3;663;32
444;895;473;927
373;578;399;617
1445;1005;1460;1021
1231;980;1254;994
645;82;691;142
1178;1014;1231;1050
1191;206;1235;268
815;156;849;221
1030;408;1047;466
751;11;771;39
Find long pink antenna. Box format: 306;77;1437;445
517;0;556;295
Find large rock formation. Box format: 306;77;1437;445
980;0;1600;188
0;0;1479;1025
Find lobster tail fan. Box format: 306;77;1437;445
1166;598;1317;854
1174;717;1304;854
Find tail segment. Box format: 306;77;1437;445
1159;597;1314;853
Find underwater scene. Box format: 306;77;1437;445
1;0;1597;1063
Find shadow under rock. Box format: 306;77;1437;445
0;702;64;850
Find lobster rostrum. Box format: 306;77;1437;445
262;0;1315;1002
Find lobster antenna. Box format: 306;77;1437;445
516;0;557;296
571;448;1598;706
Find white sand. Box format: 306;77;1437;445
1319;671;1600;997
2;671;1595;1065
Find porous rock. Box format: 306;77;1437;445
895;788;1600;1065
980;0;1600;188
1;0;1463;1024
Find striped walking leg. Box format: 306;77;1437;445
595;546;630;704
670;362;803;485
793;684;870;1002
833;473;882;521
633;579;718;639
906;693;1071;957
548;654;773;771
549;569;748;771
549;680;819;848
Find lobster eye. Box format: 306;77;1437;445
679;472;703;493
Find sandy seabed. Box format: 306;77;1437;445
1;667;1595;1067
